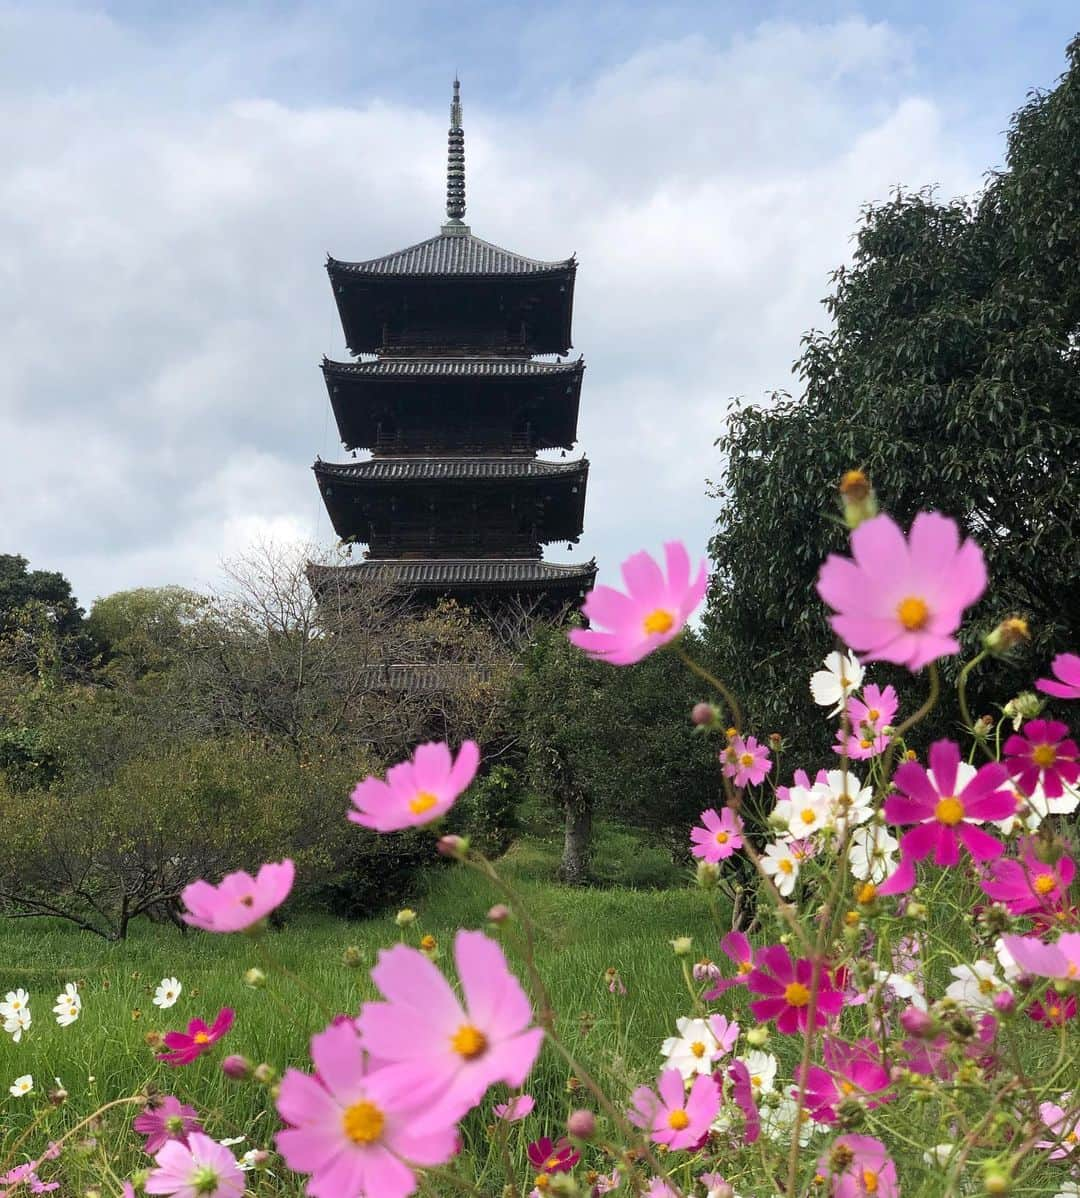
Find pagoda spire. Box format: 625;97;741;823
444;77;467;229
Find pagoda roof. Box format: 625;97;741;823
307;557;597;592
327;228;575;279
322;356;584;379
313;456;587;484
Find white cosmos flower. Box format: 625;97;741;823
153;977;182;1009
0;990;29;1021
660;1016;725;1080
946;960;1009;1012
773;786;831;838
810;651;864;717
994;937;1022;983
735;1050;777;1098
760;1094;823;1145
812;769;874;833
8;1074;32;1097
848;824;899;883
761;841;800;896
872;969;928;1011
4;1008;31;1043
52;983;81;1027
1053;1184;1080;1198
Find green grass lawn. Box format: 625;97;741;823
0;839;726;1194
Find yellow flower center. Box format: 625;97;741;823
857;883;877;904
860;738;874;749
643;609;675;636
343;1100;384;1144
193;1032;211;1044
545;1156;561;1170
690;1041;707;1058
739;753;755;767
978;978;995;995
667;1109;690;1131
738;961;753;975
409;791;438;815
868;708;880;721
897;596;930;631
1068;1131;1078;1144
800;808;817;824
1034;875;1056;895
1048;1005;1062;1019
840;1081;855;1095
450;1024;488;1059
715;831;729;845
778;859;794;874
784;982;811;1007
934;796;965;825
420;934;437;952
750;1074;762;1087
863;1170;879;1194
1032;743;1058;768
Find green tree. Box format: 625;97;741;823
0;554;97;680
706;34;1080;759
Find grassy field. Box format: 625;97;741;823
0;839;728;1194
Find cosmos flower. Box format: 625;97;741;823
1037;653;1080;700
349;741;480;832
181;861;295;933
810;651;864;716
0;990;29;1021
568;542;708;666
760;841;801;896
847;824;899;884
8;1075;32;1098
1037;1101;1080;1160
690;808;744;863
153;978;183;1010
51;984;80;1028
1000;932;1080;981
3;1008;31;1043
492;1094;534;1122
834;684;899;760
721;735;771;787
816;1134;899;1198
275;1020;458;1198
660;1015;739;1079
156;1009;234;1067
816;511;986;671
144;1131;244;1198
1003;719;1080;799
703;931;757;1000
133;1096;204;1156
627;1069;719;1150
526;1137;579;1175
945;961;1010;1013
979;840;1075;914
748;945;843;1034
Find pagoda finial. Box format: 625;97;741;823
444;77;467;229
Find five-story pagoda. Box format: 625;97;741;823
309;80;595;614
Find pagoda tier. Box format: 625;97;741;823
322;356;584;454
326;229;576;356
307;557;597;613
313;456;588;558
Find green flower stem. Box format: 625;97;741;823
250;933;336;1022
957;650;996;760
672;644;745;733
874;660;941;804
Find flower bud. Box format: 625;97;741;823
487;904;511;924
566;1109;596;1140
669;936;693;957
695;861;721;890
992;989;1015;1015
855;882;877;905
1002;690;1042;729
48;1085;68;1107
143;1031;163;1049
548;1175;582;1197
247;1150;271;1170
838;469;878;529
768;732;783;750
984;617;1030;656
982;1163;1011;1194
394;908;417;927
693;959;721;983
243;967;267;988
253;1063;277;1085
905;901;928;920
419;934;438;956
221;1054;252;1081
836;1097;865;1130
899;1007;935;1039
691;702;721;728
341;946;363;968
745;1026;770;1047
437;834;468;859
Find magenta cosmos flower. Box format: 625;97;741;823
526;1137;579;1174
356;929;543;1124
726;1059;760;1144
144;1131;244;1198
133;1096;204;1156
1037;652;1080;700
181;860;294;933
349;741;480;832
276;1020;458;1198
816;1134;898;1198
690;808;744;863
817;512;986;671
980;840;1076;915
156;1008;234;1067
877;740;1012;896
747;945;843;1034
627;1069;718;1150
796;1039;892;1125
1003;719;1080;799
703;931;757;999
568;541;707;666
721;735;771;787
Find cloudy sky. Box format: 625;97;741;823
2;1;1077;607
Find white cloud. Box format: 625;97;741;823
0;10;982;604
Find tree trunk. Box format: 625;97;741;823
559;793;592;885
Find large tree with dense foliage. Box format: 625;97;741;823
706;34;1080;755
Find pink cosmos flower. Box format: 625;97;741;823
795;1040;892;1125
526;1137;579;1174
703;931;757;999
690;808;744;863
568;542;707;666
816;1134;898;1198
833;684;899;760
493;1094;534;1122
349;741;480;832
276;1020;458;1198
726;1059;760;1144
1028;994;1077;1027
356;929;543;1124
979;841;1076;915
747;944;843;1034
133;1096;204;1155
156;1009;234;1067
1003;719;1080;799
645;1181;677;1198
1037;1102;1080;1159
627;1069;719;1150
1000;931;1080;980
876;740;1013;896
1037;652;1080;700
721;735;771;787
144;1131;244;1198
181;860;294;933
817;511;987;671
